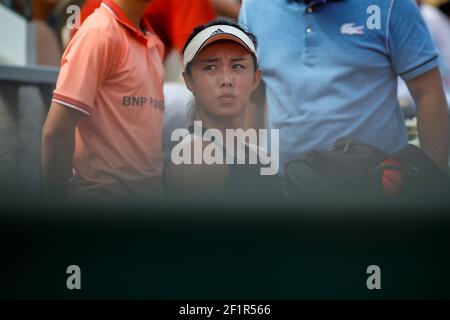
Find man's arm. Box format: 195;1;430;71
406;67;449;171
42;102;83;201
210;0;241;19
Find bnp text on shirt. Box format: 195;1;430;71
122;96;165;110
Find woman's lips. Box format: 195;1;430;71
218;94;237;102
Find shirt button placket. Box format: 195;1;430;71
304;5;315;67
305;5;313;34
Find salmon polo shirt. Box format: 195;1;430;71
52;0;165;201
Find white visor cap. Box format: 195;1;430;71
183;24;257;69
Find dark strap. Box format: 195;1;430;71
391;145;449;183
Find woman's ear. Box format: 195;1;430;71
251;69;262;92
182;71;194;93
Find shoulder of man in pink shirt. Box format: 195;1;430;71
74;0;216;56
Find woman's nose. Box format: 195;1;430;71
219;68;234;88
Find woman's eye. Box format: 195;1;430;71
204;65;217;71
233;64;246;70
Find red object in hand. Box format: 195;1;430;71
381;158;404;197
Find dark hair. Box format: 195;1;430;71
182;18;259;75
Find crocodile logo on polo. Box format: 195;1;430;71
340;23;365;35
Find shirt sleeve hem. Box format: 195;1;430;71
52;93;92;116
400;56;439;81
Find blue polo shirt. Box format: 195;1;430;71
239;0;439;174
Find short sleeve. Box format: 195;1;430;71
52;28;117;116
388;0;439;81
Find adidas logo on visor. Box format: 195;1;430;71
183;25;258;69
210;28;225;36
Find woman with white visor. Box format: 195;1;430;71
165;19;283;203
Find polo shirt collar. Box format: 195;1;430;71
290;0;341;7
101;0;151;45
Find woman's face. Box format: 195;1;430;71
183;41;261;121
